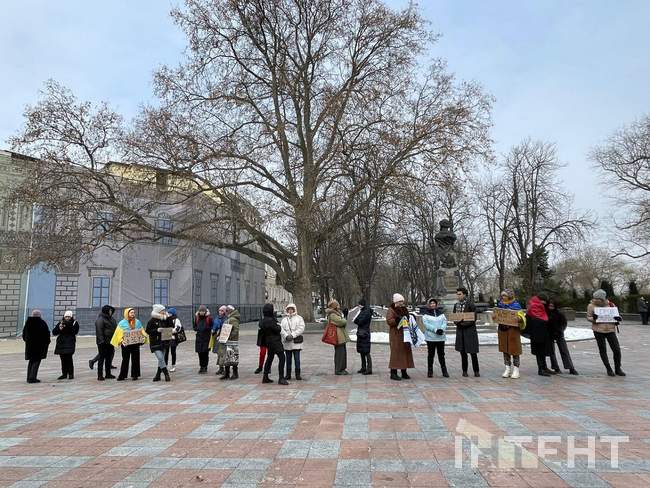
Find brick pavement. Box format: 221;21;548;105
0;324;649;487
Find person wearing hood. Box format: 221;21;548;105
211;305;227;375
526;294;554;377
165;307;182;373
496;289;524;379
422;298;449;378
385;293;415;381
354;298;373;375
94;305;117;380
260;303;288;385
22;309;51;383
547;298;578;375
281;302;305;380
193;305;213;374
146;304;172;382
453;287;480;377
52;310;80;380
218;305;241;380
111;307;145;381
327;299;350;375
587;289;625;376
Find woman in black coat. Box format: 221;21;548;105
52;311;80;380
525;295;554;377
260;303;288;385
22;310;51;383
193;305;213;374
354;298;373;375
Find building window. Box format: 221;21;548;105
210;274;219;305
245;280;251;304
92;276;110;308
156;213;173;245
95;211;114;240
225;276;231;303
153;278;169;305
193;270;202;305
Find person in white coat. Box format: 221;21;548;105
280;303;305;380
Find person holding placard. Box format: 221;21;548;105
453;287;479;377
386;293;415;381
525;294;553;377
146;304;173;382
496;289;525;379
219;305;241;380
422;298;448;378
547;299;578;375
587;289;625;377
194;305;213;374
111;308;145;381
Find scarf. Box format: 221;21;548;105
527;296;548;321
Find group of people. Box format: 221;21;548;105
21;286;628;383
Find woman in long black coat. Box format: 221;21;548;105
260;303;288;385
52;311;80;380
525;295;554;377
354;298;373;375
23;310;51;383
193;305;213;374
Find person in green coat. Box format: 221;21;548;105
219;305;241;380
327;299;349;375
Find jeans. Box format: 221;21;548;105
153;349;167;369
594;331;622;370
285;349;301;376
164;341;177;366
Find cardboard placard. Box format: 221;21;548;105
218;322;233;343
122;330;145;346
447;312;476;322
594;306;620;323
161;328;174;341
493;308;523;327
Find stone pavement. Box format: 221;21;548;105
1;324;649;487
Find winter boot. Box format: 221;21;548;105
510;366;520;379
163;368;171;382
502;365;512;378
295;369;302;380
390;369;401;381
569;368;579;375
153;368;161;382
58;374;67;380
401;369;410;380
615;367;626;376
229;365;239;380
219;366;231;380
427;369;433;378
363;356;372;375
441;367;450;378
278;377;289;385
262;373;273;384
254;367;262;374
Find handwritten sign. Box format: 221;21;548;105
493;308;523;327
447;312;476;322
594;306;620;323
122;330;145;346
218;322;233;343
161;328;174;341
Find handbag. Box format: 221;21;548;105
175;327;187;344
321;322;338;346
293;335;304;344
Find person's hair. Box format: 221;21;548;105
456;287;468;295
537;292;550;302
547;297;561;307
428;298;438;306
328;299;340;310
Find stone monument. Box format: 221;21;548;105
434;219;462;310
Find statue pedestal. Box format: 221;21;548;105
439;267;460;312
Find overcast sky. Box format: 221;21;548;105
2;0;649;221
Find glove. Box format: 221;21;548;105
614;316;622;322
592;313;598;320
435;329;444;335
157;327;163;333
286;334;294;342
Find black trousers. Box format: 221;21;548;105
549;337;575;370
334;344;347;373
198;351;209;368
264;346;285;376
27;359;41;381
59;354;74;376
640;312;648;325
460;352;479;373
594;331;621;370
118;344;141;379
164;341;177;366
426;341;446;372
359;352;371;370
97;343;114;378
536;353;549;372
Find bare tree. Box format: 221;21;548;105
591;115;650;258
10;1;491;320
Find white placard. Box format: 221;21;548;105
594;306;619;323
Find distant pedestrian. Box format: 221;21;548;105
193;305;213;374
422;298;448;378
547;299;578;375
165;307;182;372
281;303;305;380
52;310;79;380
453;287;479;377
354;298;373;375
22;310;50;383
146;304;172;382
386;293;415;381
93;305;117;381
218;305;240;380
260;303;288;385
112;308;144;381
587;289;625;377
496;289;523;379
212;306;227;375
327;300;350;375
254;305;267;375
638;297;648;325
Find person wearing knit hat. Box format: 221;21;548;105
212;305;228;375
23;309;51;383
193;305;213;374
587;289;625;376
145;304;173;382
217;305;241;380
385;294;415;381
496;289;524;379
53;310;80;380
165;307;182;372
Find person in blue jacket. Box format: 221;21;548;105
421;298;448;378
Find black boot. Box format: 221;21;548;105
358;354;367;374
153;368;161;382
220;366;230;380
440;356;449;378
295;369;302;380
615;367;626;376
229;365;239;380
427;369;433;378
401;369;410;379
441;367;449;378
254;367;262;374
278;376;289;385
163;368;171;382
262;372;273;383
390;369;401;381
363;356;372;375
286;371;292;380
